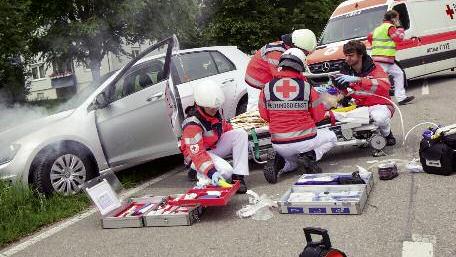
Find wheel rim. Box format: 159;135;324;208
50;154;86;195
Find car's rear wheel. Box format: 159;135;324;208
33;145;97;195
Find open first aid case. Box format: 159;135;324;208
168;180;241;207
83;172;202;228
277;172;374;215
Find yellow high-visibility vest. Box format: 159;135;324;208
371;23;396;57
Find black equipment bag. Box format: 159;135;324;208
299;228;347;257
419;134;456;176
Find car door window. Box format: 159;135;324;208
109;58;166;101
210;51;236;73
172;52;218;85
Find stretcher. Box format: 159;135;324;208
244;108;388;165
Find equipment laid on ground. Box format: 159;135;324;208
378;162;399;180
419;124;456;176
299;228;347;257
278;171;373;215
83;172;239;228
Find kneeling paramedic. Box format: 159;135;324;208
244;29;317;111
335;40;396;146
180;80;249;194
259;48;337;175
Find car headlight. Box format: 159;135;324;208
0;144;21;165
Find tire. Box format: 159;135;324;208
235;97;248;116
33;145;97;195
263;150;284;184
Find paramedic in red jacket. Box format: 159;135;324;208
336;40;396;146
180;80;249;193
368;10;414;105
259;48;337;176
244;29;317;111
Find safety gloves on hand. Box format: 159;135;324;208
335;75;361;84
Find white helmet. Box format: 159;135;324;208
193;80;225;108
292;29;317;53
279;48;307;72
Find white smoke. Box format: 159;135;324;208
0;94;50;132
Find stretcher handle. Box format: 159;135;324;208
249;128;260;160
304;227;332;249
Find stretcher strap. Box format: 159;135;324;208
250;128;260;160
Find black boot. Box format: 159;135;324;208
385;131;396;146
297;150;322;174
232;174;247;194
187;168;197;181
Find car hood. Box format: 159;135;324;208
0;109;74;145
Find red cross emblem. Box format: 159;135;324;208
446;5;454;19
273;79;299;100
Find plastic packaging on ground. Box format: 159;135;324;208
236;190;277;221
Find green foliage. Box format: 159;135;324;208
0;0;34;103
203;0;344;53
28;0;199;81
0;181;90;247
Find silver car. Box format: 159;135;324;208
0;37;250;194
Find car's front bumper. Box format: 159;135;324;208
0;161;19;182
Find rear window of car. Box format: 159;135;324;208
211;51;236;73
171;51;218;85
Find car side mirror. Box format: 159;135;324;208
91;92;109;110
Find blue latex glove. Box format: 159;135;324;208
210;171;222;186
335;75;361;84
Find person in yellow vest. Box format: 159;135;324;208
368;10;414;106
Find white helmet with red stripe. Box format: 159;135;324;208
292;29;317;53
193;79;225;109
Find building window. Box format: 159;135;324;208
31;64;46;80
50;59;74;78
36;93;45;100
132;48;140;58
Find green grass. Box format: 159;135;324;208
0;181;90;248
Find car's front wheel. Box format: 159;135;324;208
33;145;97;195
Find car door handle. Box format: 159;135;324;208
146;92;163;102
222;78;235;84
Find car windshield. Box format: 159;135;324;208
319;5;388;45
56;70;117;112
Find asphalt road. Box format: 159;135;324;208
2;75;456;257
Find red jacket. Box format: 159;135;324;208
245;41;289;89
258;69;326;144
180;106;232;175
340;56;393;112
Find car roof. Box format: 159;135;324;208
135;46;239;65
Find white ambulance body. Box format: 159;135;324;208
307;0;456;80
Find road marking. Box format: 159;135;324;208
422;80;430;95
402;234;435;257
0;169;181;257
402;241;433;257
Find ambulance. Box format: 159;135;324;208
307;0;456;80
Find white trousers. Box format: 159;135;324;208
246;86;261;111
272;128;337;171
378;62;407;102
368;105;392;137
192;129;250;182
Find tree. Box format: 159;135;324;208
0;0;34;103
28;0;198;81
203;0;343;53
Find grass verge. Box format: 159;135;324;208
0;181;90;248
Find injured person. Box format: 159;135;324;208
180;80;249;194
334;40;396;146
259;48;337;183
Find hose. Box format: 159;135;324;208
403;122;439;145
